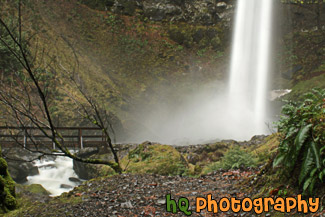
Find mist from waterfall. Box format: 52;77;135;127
129;0;275;145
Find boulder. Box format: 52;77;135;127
15;184;50;204
2;148;41;183
73;144;136;180
6;161;39;183
73;147;99;179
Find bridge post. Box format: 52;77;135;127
81;136;83;149
78;128;83;149
23;130;27;149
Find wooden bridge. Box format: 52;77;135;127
0;126;108;149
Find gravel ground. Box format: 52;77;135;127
13;171;325;217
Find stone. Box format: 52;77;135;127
216;2;227;8
6;161;39;183
38;164;57;170
60;184;73;189
121;201;133;209
69;177;82;183
157;198;165;205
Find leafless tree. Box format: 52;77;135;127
0;1;122;173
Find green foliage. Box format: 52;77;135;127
0;23;22;76
203;146;257;173
220;146;257;170
273;88;325;195
197;48;207;57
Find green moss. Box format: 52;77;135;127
0;158;8;175
167;24;223;50
287;73;325;101
247;134;280;165
22;184;50;195
0;155;17;213
122;143;188;176
56;194;83;205
98;165;116;177
4;177;15;197
4;190;17;210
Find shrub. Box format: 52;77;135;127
273;88;325;195
203;146;257;174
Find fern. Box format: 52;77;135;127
273;88;325;195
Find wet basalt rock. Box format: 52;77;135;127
80;0;235;25
2;148;40;183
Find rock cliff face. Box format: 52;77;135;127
280;3;325;32
80;0;235;26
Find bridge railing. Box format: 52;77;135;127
0;126;107;149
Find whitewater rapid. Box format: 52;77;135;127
27;156;80;196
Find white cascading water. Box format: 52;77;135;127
228;0;273;135
27;156;80;196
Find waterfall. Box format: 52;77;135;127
129;0;275;144
228;0;273;136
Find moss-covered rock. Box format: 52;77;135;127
0;148;17;213
121;142;188;176
74;157;117;180
21;184;50;196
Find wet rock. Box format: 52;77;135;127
69;177;82;183
73;147;99;179
38;164;57;169
60;184;73;189
7;161;39;183
75;147;99;158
